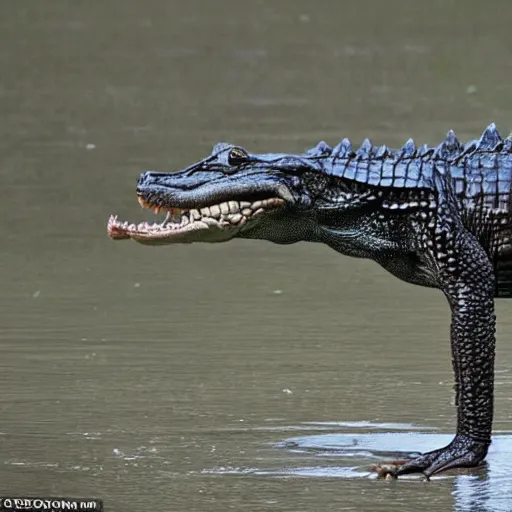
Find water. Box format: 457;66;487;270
2;1;512;510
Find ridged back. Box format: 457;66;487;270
306;124;512;200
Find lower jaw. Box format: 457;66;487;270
107;198;285;244
107;216;242;244
132;227;238;245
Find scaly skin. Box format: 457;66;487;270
108;125;512;478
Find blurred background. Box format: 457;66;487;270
2;1;512;511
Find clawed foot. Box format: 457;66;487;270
373;435;489;480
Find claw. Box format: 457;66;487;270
423;452;487;478
394;434;490;478
396;451;438;476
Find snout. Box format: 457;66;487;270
137;171;170;193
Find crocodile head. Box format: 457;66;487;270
107;143;323;245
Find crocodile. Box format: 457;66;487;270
107;123;512;478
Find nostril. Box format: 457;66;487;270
137;171;153;187
137;171;172;187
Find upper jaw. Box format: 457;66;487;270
134;170;295;211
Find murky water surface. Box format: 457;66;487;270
2;1;512;510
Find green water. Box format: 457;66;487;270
2;1;512;510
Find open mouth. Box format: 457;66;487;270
107;194;285;244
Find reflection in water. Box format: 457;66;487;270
454;439;512;512
207;422;512;510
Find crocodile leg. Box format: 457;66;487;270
397;228;496;478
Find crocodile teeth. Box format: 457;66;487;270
161;211;171;226
108;196;285;238
202;217;219;226
210;205;221;218
229;213;243;224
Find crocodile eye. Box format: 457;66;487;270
228;147;249;166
